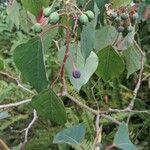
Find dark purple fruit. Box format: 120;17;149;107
72;69;81;79
117;26;124;32
121;13;129;20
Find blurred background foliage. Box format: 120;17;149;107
0;0;150;149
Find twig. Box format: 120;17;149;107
126;43;145;123
100;114;121;125
92;124;102;150
108;108;150;114
105;144;116;150
83;0;92;10
39;24;67;36
21;109;38;149
0;71;35;95
112;32;120;46
65;93;98;115
65;93;121;125
59;26;71;95
0;99;31;109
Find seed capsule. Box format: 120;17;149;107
79;14;89;25
117;26;125;32
49;12;60;24
85;10;95;20
43;7;52;17
31;23;42;33
121;13;129;20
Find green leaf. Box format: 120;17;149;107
114;122;137;150
0;112;10;120
53;124;86;145
13;36;49;92
81;21;95;60
111;0;132;8
116;31;135;51
7;0;21;29
95;25;116;51
22;0;51;16
0;114;28;130
96;46;125;81
58;44;98;91
123;44;145;78
95;0;109;10
41;28;58;51
31;89;67;125
0;58;4;70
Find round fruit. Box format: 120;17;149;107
85;10;95;20
117;26;124;32
114;17;121;23
43;7;52;17
132;13;139;20
127;26;133;32
121;13;129;20
49;12;60;24
31;23;42;33
111;12;118;19
72;69;81;79
79;14;89;25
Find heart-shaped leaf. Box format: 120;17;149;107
58;44;98;91
13;36;49;92
114;122;137;150
53;124;86;145
31;89;67;125
96;46;125;81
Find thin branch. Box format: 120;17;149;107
65;93;98;115
65;93;121;125
0;99;31;109
108;108;150;114
83;0;92;10
0;71;35;95
92;124;102;150
126;42;145;123
105;144;116;150
100;114;121;125
39;24;67;36
21;109;38;149
127;52;145;110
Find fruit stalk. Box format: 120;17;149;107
60;17;71;95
